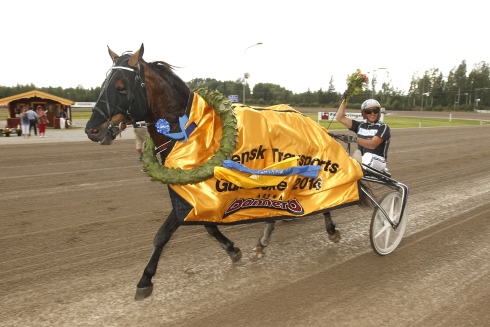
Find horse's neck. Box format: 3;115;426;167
144;66;189;123
148;89;188;123
144;62;191;154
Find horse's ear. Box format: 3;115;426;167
107;46;120;64
128;44;144;68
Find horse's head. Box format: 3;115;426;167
85;44;148;144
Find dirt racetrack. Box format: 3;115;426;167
1;116;489;326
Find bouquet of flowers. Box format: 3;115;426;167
342;69;369;103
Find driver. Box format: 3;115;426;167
336;98;391;172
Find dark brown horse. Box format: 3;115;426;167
85;44;372;300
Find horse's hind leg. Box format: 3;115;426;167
205;225;242;263
324;211;341;243
250;222;275;261
135;210;181;301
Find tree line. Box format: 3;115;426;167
2;60;489;111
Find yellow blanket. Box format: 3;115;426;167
165;93;363;224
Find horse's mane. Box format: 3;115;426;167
142;60;190;123
146;60;189;92
150;60;180;71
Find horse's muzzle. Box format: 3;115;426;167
85;126;116;145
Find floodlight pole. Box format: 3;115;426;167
243;42;263;105
420;85;424;128
420;86;430;128
474;88;490;111
370;67;387;98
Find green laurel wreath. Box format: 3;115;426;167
142;87;239;184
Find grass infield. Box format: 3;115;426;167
306;114;490;129
2;109;487;129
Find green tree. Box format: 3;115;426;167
3;57;490;111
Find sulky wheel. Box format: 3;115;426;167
370;191;407;255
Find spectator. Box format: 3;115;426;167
60;110;66;129
20;107;30;138
133;127;148;160
36;106;49;137
27;106;38;136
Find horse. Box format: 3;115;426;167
85;44;372;301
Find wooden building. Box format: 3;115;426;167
0;90;75;129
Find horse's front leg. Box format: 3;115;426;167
324;211;341;243
205;225;242;263
135;210;181;301
250;222;275;261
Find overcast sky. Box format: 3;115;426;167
2;0;486;95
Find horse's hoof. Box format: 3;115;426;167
328;230;341;243
135;286;153;301
250;247;266;262
231;248;242;263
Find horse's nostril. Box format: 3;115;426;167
92;128;99;133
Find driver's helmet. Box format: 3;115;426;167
361;99;381;111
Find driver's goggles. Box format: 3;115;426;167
364;108;380;115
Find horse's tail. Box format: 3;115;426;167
358;180;376;208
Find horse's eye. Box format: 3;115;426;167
116;86;127;94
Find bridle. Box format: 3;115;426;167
93;53;149;138
92;53;196;159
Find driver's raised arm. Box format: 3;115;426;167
336;100;353;129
